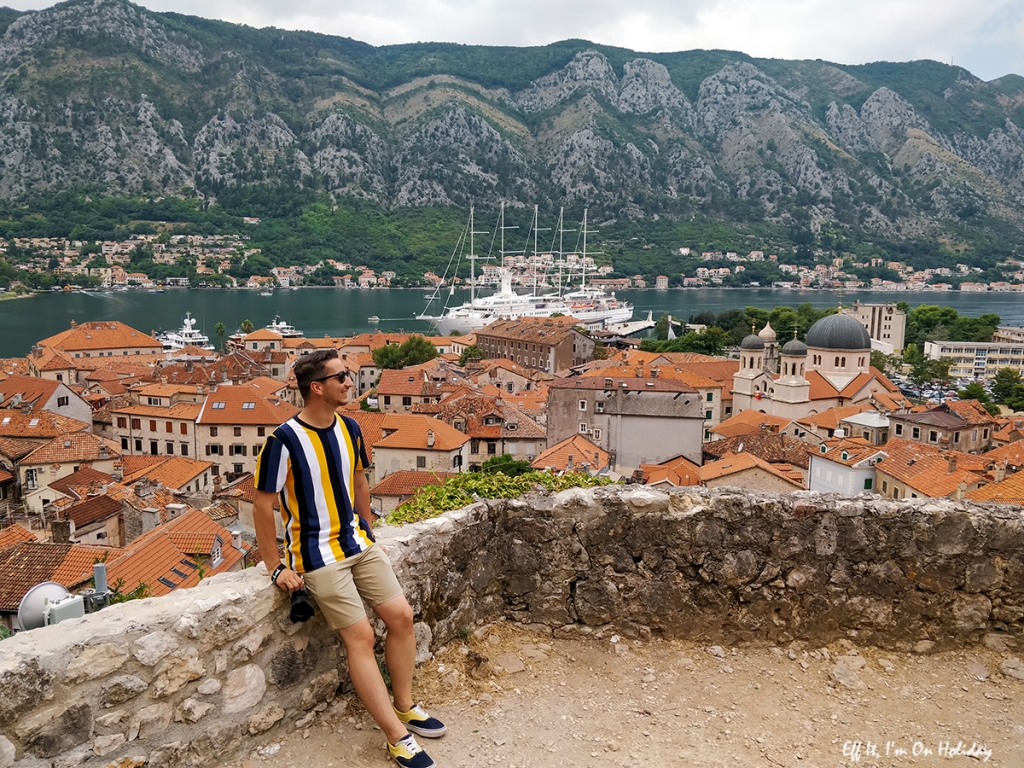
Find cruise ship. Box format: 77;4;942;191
157;313;215;352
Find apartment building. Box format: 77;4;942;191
887;400;997;453
476;317;595;373
923;339;1024;380
840;301;906;352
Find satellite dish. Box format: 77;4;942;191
17;582;70;631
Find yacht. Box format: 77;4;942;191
157;312;215;352
264;315;304;338
418;206;633;335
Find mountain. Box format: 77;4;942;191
2;0;1024;262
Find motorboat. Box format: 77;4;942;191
157;312;215;352
264;315;304;338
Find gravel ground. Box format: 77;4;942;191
228;622;1023;768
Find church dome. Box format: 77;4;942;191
740;334;765;351
804;314;871;350
758;321;777;342
781;338;808;356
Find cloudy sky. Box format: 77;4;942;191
13;0;1024;81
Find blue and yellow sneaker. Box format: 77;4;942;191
387;733;434;768
394;704;448;738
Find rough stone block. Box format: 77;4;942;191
152;647;205;698
248;705;285;735
92;733;126;756
127;703;171;741
174;697;214;723
133;631;180;666
0;736;14;768
16;701;92;758
223;664;267;714
299;668;339;710
64;643;130;682
101;675;149;707
0;656;52;726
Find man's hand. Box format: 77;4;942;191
274;567;303;593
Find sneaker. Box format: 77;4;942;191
387;734;435;768
394;703;448;738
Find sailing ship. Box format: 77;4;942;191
157;312;215;352
417;206;633;335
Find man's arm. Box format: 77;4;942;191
254;489;301;592
353;469;373;527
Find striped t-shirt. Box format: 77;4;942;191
255;413;373;574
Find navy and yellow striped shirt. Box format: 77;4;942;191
255;413;373;574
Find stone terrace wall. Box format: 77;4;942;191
2;487;1022;767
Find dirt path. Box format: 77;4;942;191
231;622;1023;768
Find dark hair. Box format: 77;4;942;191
294;349;340;400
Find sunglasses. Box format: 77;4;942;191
311;371;351;385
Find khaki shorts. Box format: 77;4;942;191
302;545;404;630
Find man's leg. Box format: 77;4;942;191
374;594;416;713
337;617;408;745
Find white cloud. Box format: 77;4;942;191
8;0;1024;80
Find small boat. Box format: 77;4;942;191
264;315;304;338
259;290;273;296
367;316;380;323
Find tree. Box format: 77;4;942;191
592;341;609;360
214;322;226;350
992;368;1023;403
957;383;1001;415
870;350;900;376
458;344;485;366
481;454;532;477
373;336;439;370
240;319;255;334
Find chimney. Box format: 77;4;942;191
955;480;968;501
566;454;574;471
137;477;153;497
834;427;846;439
213;475;222;492
650;367;660;379
141;507;160;532
231;530;242;550
994;461;1007;483
948;455;957;474
70;319;77;329
31;344;42;359
20;403;31;415
427;430;435;449
51;519;72;544
98;444;109;460
165;503;186;518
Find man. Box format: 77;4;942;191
254;348;445;768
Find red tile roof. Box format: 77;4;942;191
197;384;298;426
700;452;806;488
0;374;61;410
0;524;36;550
0;542;74;611
21;432;121;466
371;470;458;497
640;455;701;487
531;435;608;472
0;411;91;439
37;320;163;353
712;411;792;438
66;494;123;529
121;456;212;490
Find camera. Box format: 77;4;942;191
289;589;315;623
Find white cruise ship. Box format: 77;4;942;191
158;313;215;352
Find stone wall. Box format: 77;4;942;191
2;486;1022;767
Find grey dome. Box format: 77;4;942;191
740;334;765;351
804;314;871;350
781;338;808;356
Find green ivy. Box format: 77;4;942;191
384;471;617;525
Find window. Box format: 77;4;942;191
579;400;588;411
579;422;588;433
180;423;188;435
929;430;938;443
166;442;174;455
166;421;173;433
972;429;978;441
706;392;714;402
242;402;256;410
470;439;480;454
233;464;244;474
117;417;127;429
881;480;888;493
211;402;226;410
253;444;261;456
229;444;247;456
911;427;920;439
150;441;158;455
121;437;129;450
893;488;900;499
210;427;218;437
487;442;497;455
983;429;989;440
150;420;157;432
953;432;960;444
416;455;427;468
135;439;142;452
383;395;391;406
895;423;903;436
402;396;413;407
206;444;223;456
181;443;189;457
25;468;38;489
863;478;873;490
705;410;713;419
234;427;242;437
257;427;266;437
57;396;69;407
593;429;601;441
131;418;141;430
595;401;604;413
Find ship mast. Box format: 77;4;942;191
466;206;488;304
531;204;550;297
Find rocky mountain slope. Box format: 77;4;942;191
2;0;1024;245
